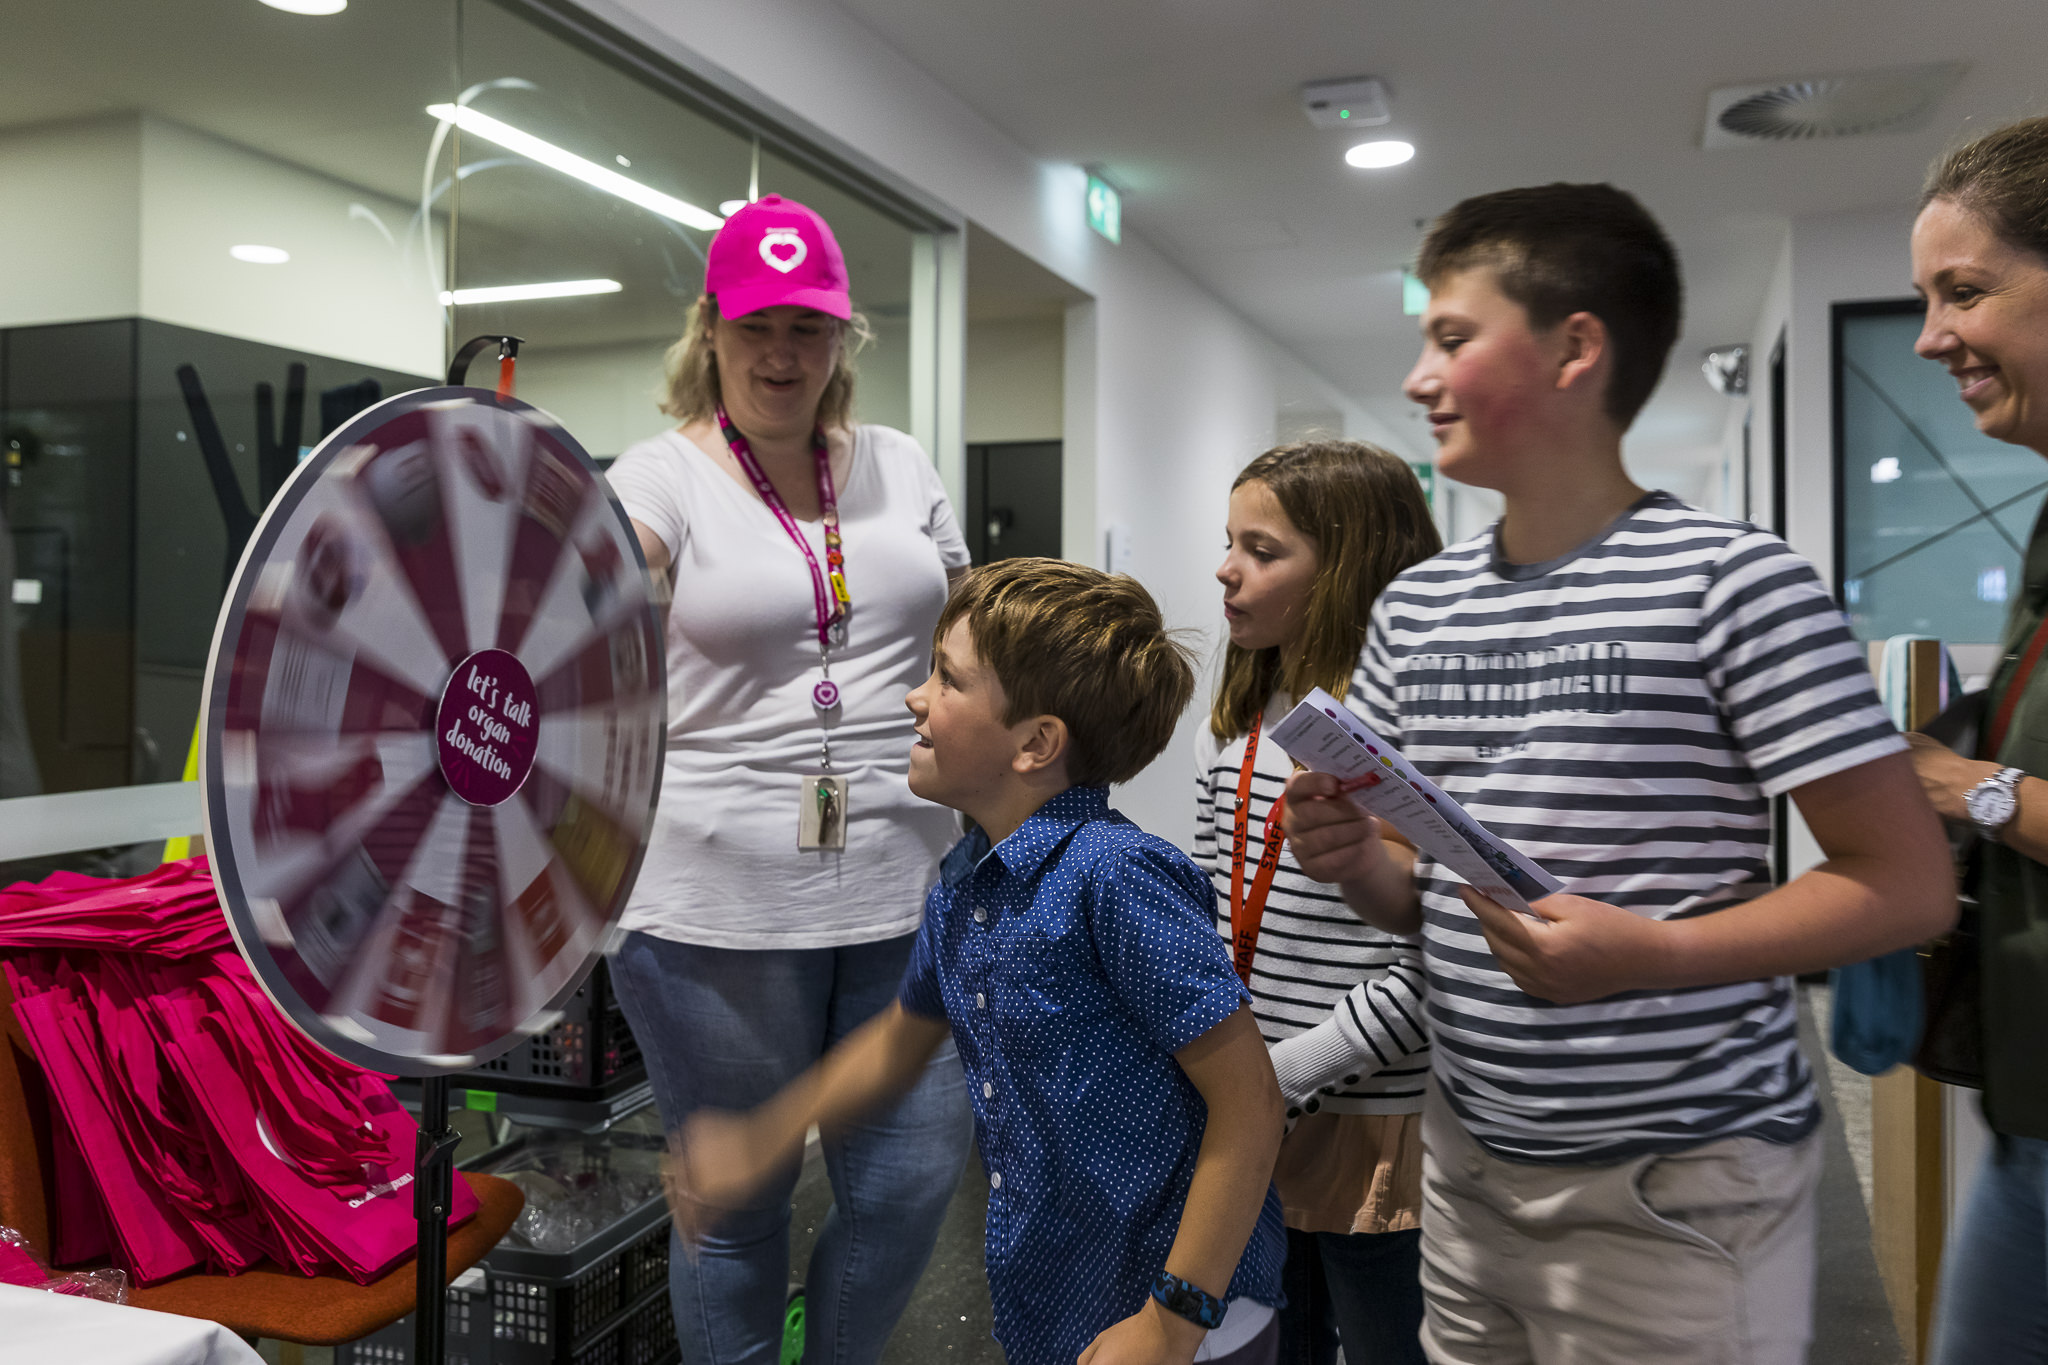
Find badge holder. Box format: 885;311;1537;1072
800;774;848;850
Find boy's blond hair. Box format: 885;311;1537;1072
935;559;1194;787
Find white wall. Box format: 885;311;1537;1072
517;338;674;461
581;0;1408;838
0;116;141;328
966;317;1062;443
1784;205;1920;586
0;114;442;377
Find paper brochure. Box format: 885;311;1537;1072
1268;689;1562;915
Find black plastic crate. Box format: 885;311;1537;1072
335;1202;676;1365
337;1106;677;1365
464;958;645;1098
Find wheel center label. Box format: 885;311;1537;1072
435;648;539;806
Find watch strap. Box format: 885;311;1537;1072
1150;1270;1225;1330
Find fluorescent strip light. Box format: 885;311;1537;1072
426;104;724;232
230;244;291;264
439;278;623;307
261;0;346;12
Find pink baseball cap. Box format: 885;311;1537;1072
704;194;852;321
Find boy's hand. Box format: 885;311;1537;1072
1282;770;1391;884
1461;887;1671;1005
662;1109;788;1250
1077;1299;1207;1365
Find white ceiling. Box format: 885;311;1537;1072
835;0;2048;468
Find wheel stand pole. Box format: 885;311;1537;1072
413;1075;461;1364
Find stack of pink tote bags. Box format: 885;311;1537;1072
0;857;478;1285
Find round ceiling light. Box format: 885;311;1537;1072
229;244;291;265
1345;140;1415;169
259;0;347;13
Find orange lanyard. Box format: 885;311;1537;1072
1229;722;1289;988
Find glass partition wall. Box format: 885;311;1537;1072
0;0;935;879
1835;300;2048;648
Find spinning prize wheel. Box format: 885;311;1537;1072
200;382;666;1076
197;364;666;1358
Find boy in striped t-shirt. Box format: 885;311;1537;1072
1283;184;1956;1365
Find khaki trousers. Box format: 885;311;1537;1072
1419;1085;1820;1365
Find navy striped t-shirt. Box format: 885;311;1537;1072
1351;492;1902;1163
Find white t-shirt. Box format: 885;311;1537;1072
604;424;970;949
1193;692;1428;1116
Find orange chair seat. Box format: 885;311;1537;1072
125;1171;526;1346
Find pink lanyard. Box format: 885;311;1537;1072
715;405;849;648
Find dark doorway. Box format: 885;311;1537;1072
965;441;1062;563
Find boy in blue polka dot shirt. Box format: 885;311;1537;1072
666;559;1288;1365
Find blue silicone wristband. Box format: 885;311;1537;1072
1150;1270;1225;1330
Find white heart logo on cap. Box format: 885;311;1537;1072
760;230;808;274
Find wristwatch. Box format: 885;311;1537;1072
1150;1271;1225;1330
1965;766;2026;842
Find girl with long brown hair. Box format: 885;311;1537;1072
1193;440;1440;1365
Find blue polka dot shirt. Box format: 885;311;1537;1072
899;785;1286;1365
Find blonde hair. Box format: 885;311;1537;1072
935;559;1196;787
1210;441;1441;740
657;293;876;428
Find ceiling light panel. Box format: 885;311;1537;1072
426;104;724;231
1345;140;1414;169
229;244;291;264
260;0;346;12
440;279;622;306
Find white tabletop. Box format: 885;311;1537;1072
0;1282;265;1365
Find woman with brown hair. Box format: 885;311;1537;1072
1907;117;2048;1365
1194;441;1441;1364
602;194;973;1365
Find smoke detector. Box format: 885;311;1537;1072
1702;61;1966;149
1301;77;1391;130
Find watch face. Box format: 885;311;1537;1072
1968;781;2018;829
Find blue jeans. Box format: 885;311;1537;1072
1930;1132;2048;1365
611;930;974;1365
1277;1226;1425;1365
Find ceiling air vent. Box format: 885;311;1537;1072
1702;62;1966;149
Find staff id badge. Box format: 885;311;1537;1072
799;775;848;850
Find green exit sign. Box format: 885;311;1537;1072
1086;174;1121;245
1409;460;1436;508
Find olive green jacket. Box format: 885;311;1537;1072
1976;503;2048;1140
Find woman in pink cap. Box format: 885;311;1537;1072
605;195;974;1364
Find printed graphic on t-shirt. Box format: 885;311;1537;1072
1399;644;1631;718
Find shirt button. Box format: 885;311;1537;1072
976;993;987;1009
972;907;988;924
982;1081;994;1098
990;1171;1002;1190
1305;1098;1321;1114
